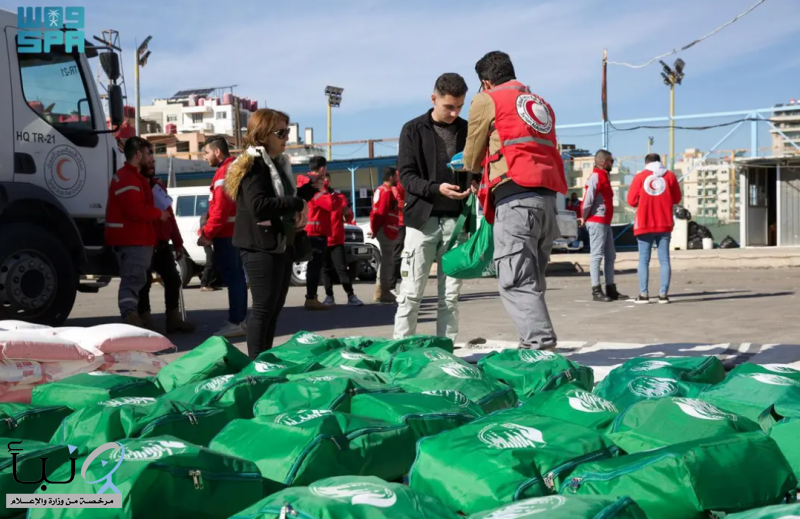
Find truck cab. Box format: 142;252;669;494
0;8;124;324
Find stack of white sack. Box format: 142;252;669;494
0;321;175;403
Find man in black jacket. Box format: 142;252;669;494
393;73;471;342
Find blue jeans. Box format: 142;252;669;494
637;233;671;296
213;237;248;325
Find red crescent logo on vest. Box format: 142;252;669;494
516;94;553;134
644;174;667;196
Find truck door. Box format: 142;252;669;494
5;28;112;218
0;26;13;183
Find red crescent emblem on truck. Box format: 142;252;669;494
56;158;71;181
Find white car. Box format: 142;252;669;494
168;186;379;287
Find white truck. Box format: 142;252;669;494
0;9;126;325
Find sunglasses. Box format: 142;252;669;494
273;128;291;139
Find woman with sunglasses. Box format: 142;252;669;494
224;109;317;357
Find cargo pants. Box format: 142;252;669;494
114;245;154;318
493;195;560;349
393;216;467;342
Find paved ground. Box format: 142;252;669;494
68;266;800;374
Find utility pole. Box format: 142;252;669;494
601;49;609;150
647;136;654;155
660;58;685;170
134;36;152;136
325;86;343;161
233;96;242;151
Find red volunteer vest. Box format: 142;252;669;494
477;81;567;224
371;184;399;240
586;167;614;225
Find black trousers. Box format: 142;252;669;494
241;249;292;359
322;244;354;297
200;245;222;288
392;225;406;288
305;236;327;300
139;241;180;315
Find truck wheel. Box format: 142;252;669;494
0;224;77;326
290;261;308;287
176;255;195;288
358;247;379;281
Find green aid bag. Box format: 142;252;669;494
390;360;517;413
408;409;618;515
349;392;484;440
0;439;74;519
362;336;454;363
759;406;800;486
0;403;72;442
441;195;494;280
700;365;800;422
253;369;399;417
165;373;285;420
210;411;416;487
311;347;384;371
338;336;387;350
598;356;726;386
469;495;647;519
270;332;345;363
381;347;467;377
31;372;162;410
520;385;619;433
724;503;800;518
606;397;761;454
561;432;798;519
478;349;594;400
594;373;709;411
154;335;251;392
238;352;320;378
27;436;265;519
231;475;460;519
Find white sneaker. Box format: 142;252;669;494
322;296;335;306
347;295;364;307
214;321;246;339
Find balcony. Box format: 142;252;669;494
182;105;213;115
181;122;215;132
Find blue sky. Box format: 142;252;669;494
13;0;800;165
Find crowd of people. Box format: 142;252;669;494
105;50;685;359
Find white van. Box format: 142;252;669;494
168;186;379;287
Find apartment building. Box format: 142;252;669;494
770;100;800;156
676;148;738;223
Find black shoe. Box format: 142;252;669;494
634;294;650;304
658;295;670;304
592;285;612;302
606;284;628;301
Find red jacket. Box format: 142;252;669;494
477;81;567;224
201;156;236;240
305;190;343;238
582;167;614;225
627;164;683;236
328;191;354;246
370;184;399;240
392;181;405;227
150;179;183;248
105;163;162;247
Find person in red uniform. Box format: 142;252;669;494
137;148;196;334
198;137;248;338
370;167;399;303
391;172;406;293
321;174;363;306
105;137;170;327
461;51;567;351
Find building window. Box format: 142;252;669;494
216;112;227;120
166;114;177;123
154;143;167;154
190;113;203;124
176;141;190;153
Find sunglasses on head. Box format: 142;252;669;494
273;128;291;139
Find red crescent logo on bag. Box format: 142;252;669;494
516;95;553;134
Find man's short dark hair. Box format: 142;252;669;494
382;167;396;183
645;153;662;164
434;73;468;98
204;136;230;156
595;149;613;163
475;51;516;84
124;136;151;162
309;156;327;173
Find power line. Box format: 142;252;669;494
607;0;769;69
609;117;761;132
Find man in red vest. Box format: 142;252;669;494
462;51;566;351
581;150;628;303
105;137;170;327
321;174;363;306
370;167;400;303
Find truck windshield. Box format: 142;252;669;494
17;50;95;133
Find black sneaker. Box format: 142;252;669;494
592;285;612;303
634;295;650;304
606;284;628;301
658;295;670;304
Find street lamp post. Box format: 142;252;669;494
325;86;343;161
134;36;152;136
660;59;685;170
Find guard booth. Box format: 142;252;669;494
737;156;800;247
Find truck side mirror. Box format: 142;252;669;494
99;52;120;81
108;84;124;127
